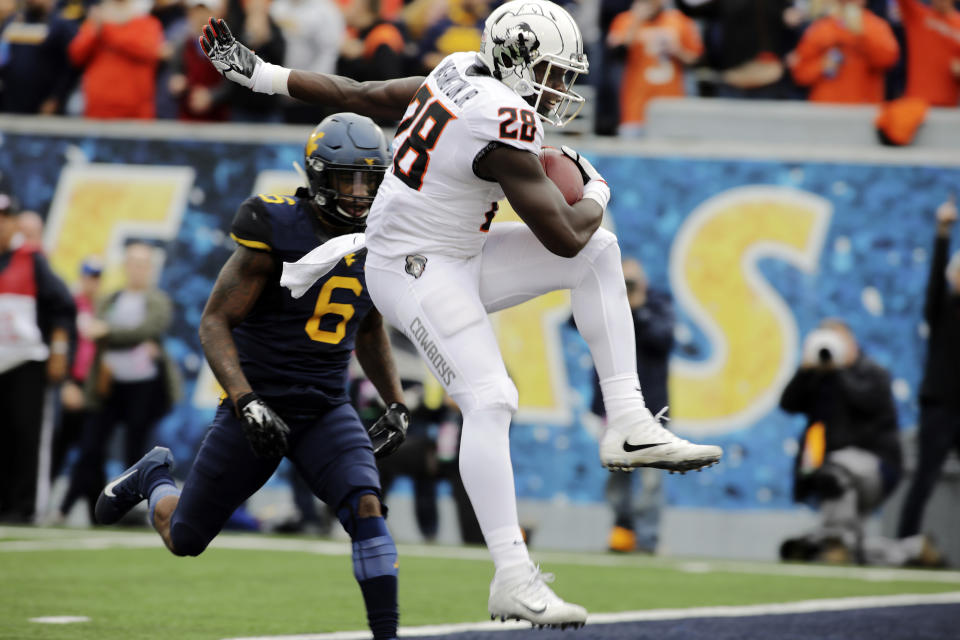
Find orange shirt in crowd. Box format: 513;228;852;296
897;0;960;106
790;9;899;104
362;22;405;59
68;15;163;119
609;9;702;125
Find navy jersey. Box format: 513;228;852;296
229;189;374;411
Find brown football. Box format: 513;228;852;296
539;146;585;205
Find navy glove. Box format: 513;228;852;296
368;402;410;459
236;392;290;458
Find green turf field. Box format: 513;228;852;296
2;527;958;640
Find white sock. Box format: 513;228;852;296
487;526;531;575
458;406;531;571
600;374;648;426
569;232;647;420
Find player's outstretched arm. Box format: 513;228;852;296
199;246;274;404
288;73;425;123
199;17;423;121
356;309;409;457
478;146;606;258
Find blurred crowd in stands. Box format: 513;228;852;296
1;0;957;134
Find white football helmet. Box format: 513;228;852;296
477;0;588;127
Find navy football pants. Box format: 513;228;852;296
170;400;380;556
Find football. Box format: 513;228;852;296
539;146;585;205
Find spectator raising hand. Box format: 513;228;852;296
167;0;230;121
937;196;958;234
242;0;272;47
337;0;405;83
897;196;960;553
68;0;164;118
790;0;899;104
222;0;286;121
608;0;702;135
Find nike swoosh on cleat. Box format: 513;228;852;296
104;470;138;498
522;602;547;615
622;442;669;453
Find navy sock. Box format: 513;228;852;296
352;516;399;640
142;464;174;499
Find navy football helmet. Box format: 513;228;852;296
304;113;390;229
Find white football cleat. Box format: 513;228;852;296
488;563;587;629
600;407;722;473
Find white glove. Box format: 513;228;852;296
199;18;289;95
561;145;610;212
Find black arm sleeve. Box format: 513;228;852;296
230;197;274;252
33;252;76;337
924;235;949;326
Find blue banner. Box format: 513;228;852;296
2;122;956;510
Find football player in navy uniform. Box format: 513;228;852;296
94;113;408;640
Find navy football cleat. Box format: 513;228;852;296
95;446;174;525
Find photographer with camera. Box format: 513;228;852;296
778;319;902;563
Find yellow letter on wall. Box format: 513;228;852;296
43;163;195;289
668;186;832;436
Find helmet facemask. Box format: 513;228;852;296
306;158;387;229
527;56;587;127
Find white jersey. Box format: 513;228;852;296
365;52;544;260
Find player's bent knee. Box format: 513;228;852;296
465;377;519;415
356;493;382;519
582;227;620;262
169;521;213;557
337;489;382;538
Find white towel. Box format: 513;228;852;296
280;232;367;299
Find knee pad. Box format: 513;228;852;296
169;521;212;557
580;227;620;262
458;376;518;415
337;491;398;582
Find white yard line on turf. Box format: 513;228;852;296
4;526;960;585
29;616;91;624
220;591;960;640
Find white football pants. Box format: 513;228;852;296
365;223;638;570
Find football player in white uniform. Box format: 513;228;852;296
201;0;722;627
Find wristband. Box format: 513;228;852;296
582;179;610;212
50;341;69;355
236;391;259;410
251;62;291;96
